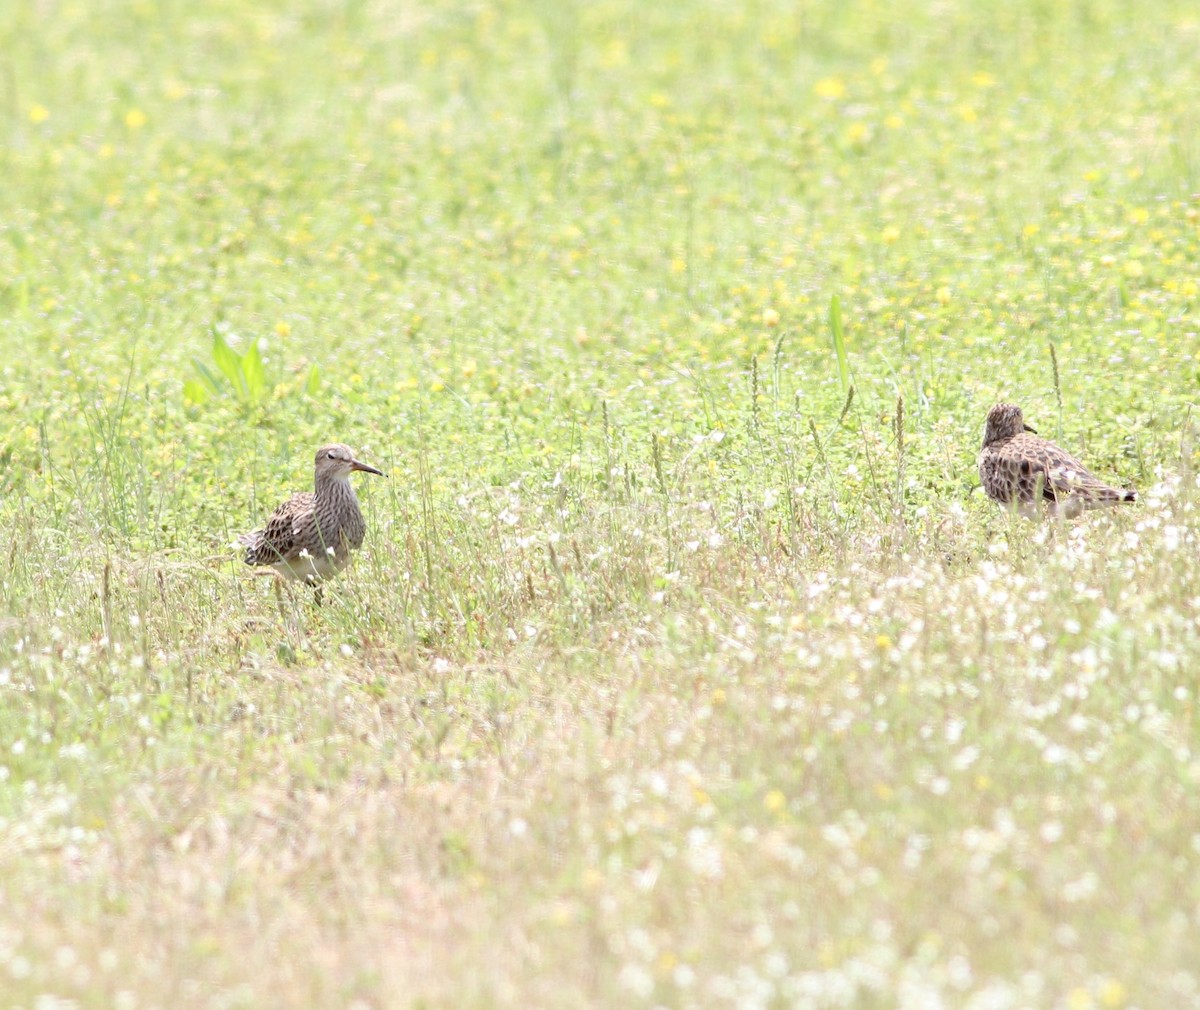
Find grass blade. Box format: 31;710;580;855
829;294;850;394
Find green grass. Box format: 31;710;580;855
2;0;1199;1006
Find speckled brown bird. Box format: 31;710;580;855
238;444;384;584
978;404;1136;518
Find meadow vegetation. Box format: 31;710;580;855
2;0;1199;1006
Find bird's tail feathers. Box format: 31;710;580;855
237;530;266;564
1092;484;1136;503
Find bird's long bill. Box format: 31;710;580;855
1023;423;1037;433
350;459;385;477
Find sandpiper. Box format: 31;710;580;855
978;403;1136;518
238;443;383;585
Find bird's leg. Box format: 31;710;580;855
312;582;324;607
272;576;307;645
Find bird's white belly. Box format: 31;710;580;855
273;550;350;583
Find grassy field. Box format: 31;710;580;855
2;0;1199;1006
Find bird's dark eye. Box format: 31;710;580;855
327;451;337;459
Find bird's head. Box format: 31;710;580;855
314;443;384;480
982;403;1037;447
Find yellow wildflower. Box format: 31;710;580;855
814;77;846;99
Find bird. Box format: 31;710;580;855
238;443;384;588
978;403;1136;518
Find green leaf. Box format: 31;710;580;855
211;329;246;396
192;359;223;393
305;363;320;396
829;294;850;395
183;380;211;405
241;340;267;404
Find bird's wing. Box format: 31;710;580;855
244;492;316;565
1034;442;1128;502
